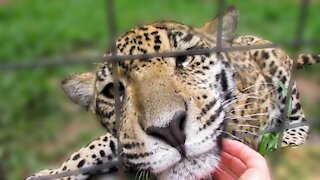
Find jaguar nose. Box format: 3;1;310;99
146;111;187;157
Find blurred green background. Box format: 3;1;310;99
0;0;319;179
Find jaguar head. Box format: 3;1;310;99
61;6;238;179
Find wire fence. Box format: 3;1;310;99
2;0;318;179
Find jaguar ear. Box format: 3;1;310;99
61;72;95;109
199;5;238;42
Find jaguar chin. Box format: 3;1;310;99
157;147;221;180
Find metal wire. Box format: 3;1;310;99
1;39;320;71
215;0;225;53
106;0;126;178
27;120;311;180
277;0;310;149
28;161;119;180
237;121;310;139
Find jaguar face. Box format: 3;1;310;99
62;6;238;179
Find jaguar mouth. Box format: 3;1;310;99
176;144;186;158
126;135;222;180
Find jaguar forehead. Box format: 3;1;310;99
97;22;216;78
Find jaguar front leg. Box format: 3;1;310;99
27;133;118;180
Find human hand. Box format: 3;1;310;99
212;139;271;180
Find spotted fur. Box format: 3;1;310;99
27;6;317;180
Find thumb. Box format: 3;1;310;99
239;168;270;180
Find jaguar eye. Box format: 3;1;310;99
101;82;125;99
176;55;188;68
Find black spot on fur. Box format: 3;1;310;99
270;61;275;67
100;150;106;157
110;141;116;154
72;154;80;161
233;118;239;123
151;31;158;35
103;136;108;142
292;88;297;94
202;66;209;70
194;70;205;75
169;32;178;47
224;92;232;101
77;160;85;168
154;45;160;51
215;74;220;81
138;26;148;31
129;46;135;55
220;70;228;92
89;145;95;149
300;127;306;132
262;62;266;68
155;26;167;30
262;51;269;59
290;103;301;115
277;86;282;93
137;47;147;54
302;55;309;64
144;33;150;41
124;152;152;159
123;143;133;149
281;76;287;84
154;35;161;43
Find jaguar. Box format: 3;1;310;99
27;6;318;180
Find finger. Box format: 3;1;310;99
220;151;246;177
212;165;237;180
239;168;271;180
222;139;269;173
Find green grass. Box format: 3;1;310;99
0;0;319;179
